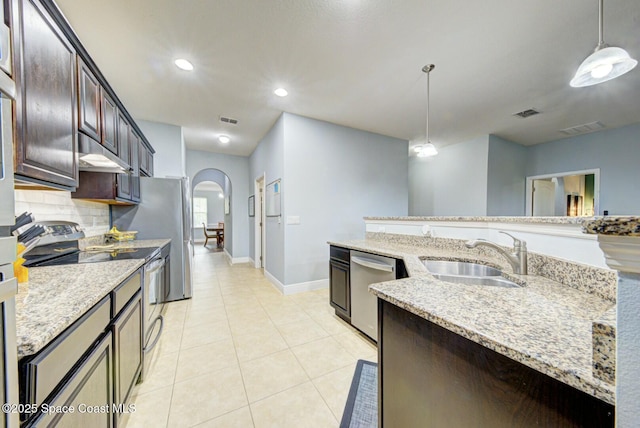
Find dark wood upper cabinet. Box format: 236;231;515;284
116;112;132;200
100;88;118;155
77;56;101;142
12;0;78;189
129;129;140;202
138;139;154;178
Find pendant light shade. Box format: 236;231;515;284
570;0;637;87
415;64;438;158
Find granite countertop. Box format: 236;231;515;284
582;216;640;236
328;238;616;405
364;216;591;224
16;238;170;358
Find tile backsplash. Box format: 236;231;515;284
14;190;109;237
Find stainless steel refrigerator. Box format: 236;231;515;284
0;11;19;425
112;177;193;301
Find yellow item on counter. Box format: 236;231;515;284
14;243;29;283
105;226;138;242
14;257;28;283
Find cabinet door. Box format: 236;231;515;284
116;112;131;200
31;333;113;428
112;293;142;427
100;89;118;155
138;142;150;176
77;56;101;141
129;129;140;202
13;0;78;188
147;150;154;177
330;260;350;321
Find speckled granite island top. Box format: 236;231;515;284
16;238;171;358
364;215;590;224
328;238;616;405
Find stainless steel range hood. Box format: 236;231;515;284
77;134;130;174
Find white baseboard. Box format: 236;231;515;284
264;270;329;295
223;249;250;264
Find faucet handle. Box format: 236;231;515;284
499;231;526;249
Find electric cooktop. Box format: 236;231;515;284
25;247;160;267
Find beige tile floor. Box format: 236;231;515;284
123;246;377;428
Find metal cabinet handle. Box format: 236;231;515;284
145;259;165;274
144;315;164;354
351;256;395;272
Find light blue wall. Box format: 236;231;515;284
487;135;528;216
409;136;489;216
409;123;640;216
137;120;185;178
249;113;408;286
249;115;285;281
283;113;408;285
187;150;250;259
527;123;640;215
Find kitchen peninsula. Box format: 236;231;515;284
330;216;617;427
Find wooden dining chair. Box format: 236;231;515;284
203;223;217;247
217;222;224;247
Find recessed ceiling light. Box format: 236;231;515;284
274;88;288;97
218;135;230;144
174;58;194;71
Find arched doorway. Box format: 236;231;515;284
192;168;232;256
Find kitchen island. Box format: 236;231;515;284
330;230;616;426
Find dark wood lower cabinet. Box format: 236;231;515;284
30;333;113;428
112;293;142;428
329;246;350;321
379;300;614;428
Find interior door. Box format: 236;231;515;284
532;180;556;216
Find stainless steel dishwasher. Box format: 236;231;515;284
350;251;396;341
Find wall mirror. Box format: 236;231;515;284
525;169;600;217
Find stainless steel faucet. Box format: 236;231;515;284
465;231;528;275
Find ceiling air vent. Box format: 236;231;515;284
513;108;540;118
558;121;605;136
219;116;238;125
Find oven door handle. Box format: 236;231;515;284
144;315;164;354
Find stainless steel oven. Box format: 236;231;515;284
141;244;169;381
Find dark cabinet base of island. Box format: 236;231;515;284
378;300;614;428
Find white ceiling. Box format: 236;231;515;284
55;0;640;156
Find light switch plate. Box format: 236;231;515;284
287;216;301;225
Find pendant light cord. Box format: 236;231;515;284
426;68;430;144
422;64;435;144
597;0;606;49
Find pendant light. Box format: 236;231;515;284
570;0;637;87
415;64;438;157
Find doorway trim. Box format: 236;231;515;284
525;168;600;216
254;174;266;269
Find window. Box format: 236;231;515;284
193;197;208;226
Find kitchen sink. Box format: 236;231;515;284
423;260;502;277
423;260;520;288
429;273;520;288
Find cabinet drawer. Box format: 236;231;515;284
24;296;111;405
330;246;350;263
30;332;113;428
112;270;141;317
